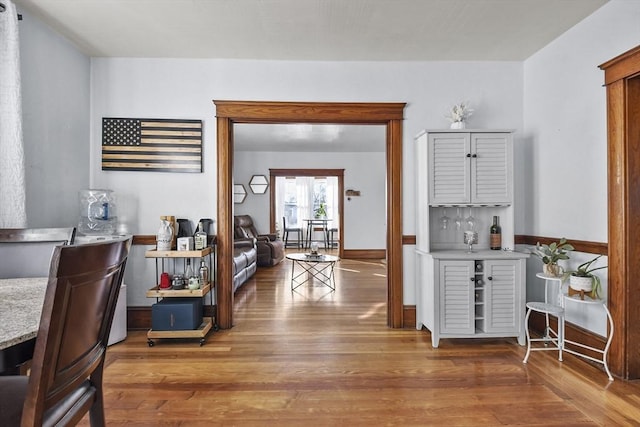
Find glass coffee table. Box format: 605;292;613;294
286;253;339;291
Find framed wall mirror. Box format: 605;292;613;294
249;175;269;194
233;184;247;204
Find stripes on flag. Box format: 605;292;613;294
101;118;202;173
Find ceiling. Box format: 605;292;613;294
9;0;608;152
13;0;607;61
234;123;386;152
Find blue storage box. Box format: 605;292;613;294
152;298;202;331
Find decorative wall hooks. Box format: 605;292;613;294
345;189;361;201
249;175;269;194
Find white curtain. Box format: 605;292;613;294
0;0;27;227
296;177;314;222
326;176;339;232
274;176;286;233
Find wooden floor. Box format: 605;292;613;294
87;253;640;426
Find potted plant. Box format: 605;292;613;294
532;238;574;277
314;203;327;219
564;255;607;300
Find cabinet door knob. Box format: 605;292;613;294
488;276;493;281
466;153;471;158
470;277;475;282
472;154;478;158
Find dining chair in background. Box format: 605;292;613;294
328;226;339;249
0;237;131;426
0;227;76;279
282;216;302;249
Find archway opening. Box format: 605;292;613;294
214;101;405;329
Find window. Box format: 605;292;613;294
277;176;339;228
313;178;328;218
283;179;298;226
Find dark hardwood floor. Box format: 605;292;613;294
88;252;640;426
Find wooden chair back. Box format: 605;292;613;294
283;216;301;231
22;238;130;426
0;228;76;244
0;227;76;279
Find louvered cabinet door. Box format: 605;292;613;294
428;133;471;204
471;133;513;204
438;260;475;334
484;260;521;334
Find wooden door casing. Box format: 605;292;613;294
214;101;406;330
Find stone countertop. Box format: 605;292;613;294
0;277;47;350
419;249;531;260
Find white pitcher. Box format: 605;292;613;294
156;219;173;251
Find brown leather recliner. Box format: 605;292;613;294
234;215;285;267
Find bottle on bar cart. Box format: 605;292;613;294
185;259;194;279
199;261;209;285
194;222;207;250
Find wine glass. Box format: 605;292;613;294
454;207;463;230
439;208;450;230
464;230;478;253
465;207;476;231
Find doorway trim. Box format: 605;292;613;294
600;45;640;379
214;100;406;330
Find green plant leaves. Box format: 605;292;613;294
533;238;574;263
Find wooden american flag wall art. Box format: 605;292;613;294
101;118;202;173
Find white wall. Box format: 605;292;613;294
89;59;524;235
89;58;523;305
18;8;90;228
522;0;640;240
522;0;640;334
234;150;387;250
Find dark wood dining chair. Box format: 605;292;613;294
0;227;76;244
0;237;131;426
328;226;339;248
0;227;76;279
282;216;302;249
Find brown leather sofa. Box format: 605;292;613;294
233;237;257;293
234;215;285;267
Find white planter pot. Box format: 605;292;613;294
569;275;593;292
450;121;466;130
543;263;563;277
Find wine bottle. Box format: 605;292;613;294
490;216;502;250
194;221;207;250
